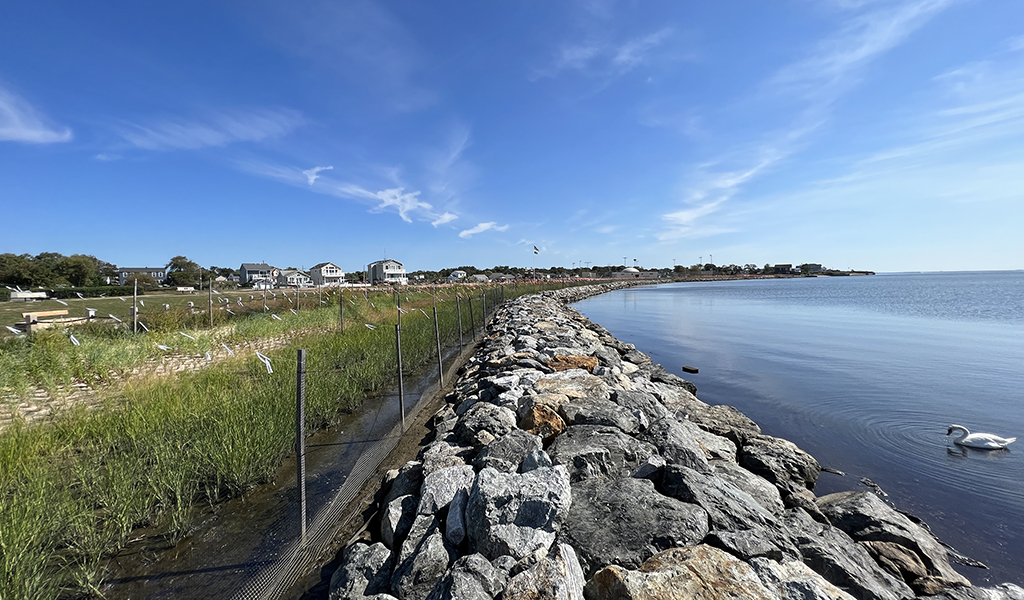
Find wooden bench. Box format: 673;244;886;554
22;309;69;322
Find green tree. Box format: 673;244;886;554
124;273;159;289
165;255;200;287
59;254;100;287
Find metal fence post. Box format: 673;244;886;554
482;292;487;324
339;289;344;332
397;289;402;328
133;278;138;334
433;306;443;388
395;324;406;432
208;279;213;328
296;348;307;547
468;294;475;338
456;295;463;352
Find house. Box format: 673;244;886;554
489;273;513;281
239;263;277;285
118;267;167;286
772;264;793;275
468;274;489;283
447;270;467;282
277;269;313;288
366;259;408;285
310;262;345;287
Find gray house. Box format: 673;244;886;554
366;259;408;285
118;267;167;286
239;263;277;285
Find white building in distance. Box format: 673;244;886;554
310;262;345;286
366;259;408;285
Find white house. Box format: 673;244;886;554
366;259;408;285
277;269;313;288
447;270;467;282
310;262;345;287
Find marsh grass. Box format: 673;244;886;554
0;282;578;599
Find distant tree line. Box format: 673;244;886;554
0;253;117;288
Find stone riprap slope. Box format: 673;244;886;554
329;283;1024;600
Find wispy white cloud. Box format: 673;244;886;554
94;153;120;162
119;108;304;150
0;85;72;143
534;28;674;81
431;212;457;227
303;165;333;185
459;222;508;239
373;188;432;223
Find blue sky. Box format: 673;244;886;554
2;1;1022;273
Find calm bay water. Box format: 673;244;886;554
573;271;1024;585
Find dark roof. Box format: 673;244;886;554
368;259;403;267
119;267;165;272
240;263;274;271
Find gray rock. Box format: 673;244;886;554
456;403;518;448
923;584;1024;600
418;464;476;515
630;453;666;480
381;494;418;550
521;449;553;472
397;514;439;568
611;389;672;423
465;465;572;560
533;370;611;402
474;428;543;473
783;508;915;600
709;459;785;515
503;543;585;600
659;464;797;560
816;491;970;588
592;345;623;370
383;461;423;507
558;476;709;577
638;417;710;471
559;398;643;434
622;348;652;366
446;489;468;546
424;553;507;600
647;364;697;394
547;425;658;483
418;441;473;476
330;542;394;599
390;528;455;600
584;545;777;600
749;557;857;600
685;419;738;461
740;434;821;494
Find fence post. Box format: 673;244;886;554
433;306;443;388
398;290;402;328
263;290;267;312
395;324;406;432
482;291;487;325
296;287;300;311
339;289;344;332
296;348;307;547
501;284;505;305
456;295;463;352
209;279;213;328
468;294;475;338
133;278;138;334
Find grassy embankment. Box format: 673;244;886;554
0;282;570;600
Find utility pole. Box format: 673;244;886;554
133;278;138;334
209;276;213;327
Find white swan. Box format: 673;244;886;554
946;424;1016;450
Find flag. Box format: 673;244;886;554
533;246;539;254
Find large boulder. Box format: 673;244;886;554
559;398;643;435
455;403;518;448
558;477;709;577
611;389;672;423
740;434;821;494
783;508;915;600
584;545;777;600
533;370;611;402
474;428;543;473
547;425;658;483
709;460;785;515
381;495;418;550
518;404;566;444
638;417;710;472
548;355;599;373
659;464;797;561
423;553;507;600
503;543;586;600
748;557;857;600
417;465;476;515
816;492;970;589
390;528;455;600
418;441;473;476
329;542;394;600
383;461;424;507
465;465;572;560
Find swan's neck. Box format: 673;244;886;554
950;425;970;441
